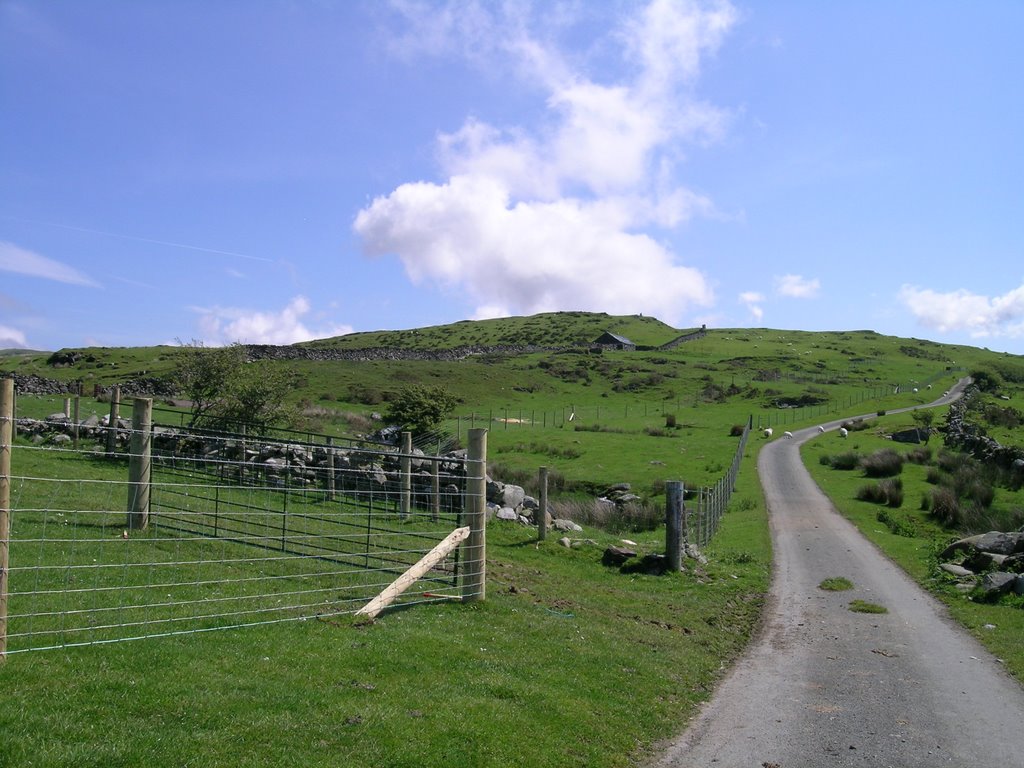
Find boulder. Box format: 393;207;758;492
962;551;1007;573
976;572;1018;599
974;531;1024;556
501;484;525;510
602;546;637;567
552;518;583;533
495;507;518;522
939;563;975;578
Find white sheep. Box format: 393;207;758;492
783;431;793;439
839;427;849;438
764;427;773;438
817;425;825;433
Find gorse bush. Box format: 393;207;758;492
861;449;904;478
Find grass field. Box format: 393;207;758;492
2;314;1022;766
0;437;772;768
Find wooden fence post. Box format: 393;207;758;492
400;431;412;519
326;436;336;500
72;395;80;449
462;428;487;602
1;378;14;661
665;481;684;571
538;466;549;541
106;385;121;456
126;397;153;530
431;459;440;522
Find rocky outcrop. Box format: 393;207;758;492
937;530;1024;601
944;389;1024;470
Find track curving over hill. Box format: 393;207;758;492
652;379;1024;767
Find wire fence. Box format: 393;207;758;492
688;419;751;549
0;386;487;657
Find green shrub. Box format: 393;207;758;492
906;446;933;465
830;451;861;470
862;449;904;478
857;478;903;507
819;454;833;466
967;481;995;509
926;467;943;485
929;486;962;527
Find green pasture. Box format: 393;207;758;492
0;434;772;768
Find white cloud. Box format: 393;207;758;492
0;241;99;287
0;324;28;348
899;282;1024;339
192;296;354;345
356;0;735;324
774;274;820;299
356;175;714;324
739;290;764;321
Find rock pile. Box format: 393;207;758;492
938;531;1024;601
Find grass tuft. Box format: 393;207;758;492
818;577;854;591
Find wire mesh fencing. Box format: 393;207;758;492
0;390;486;657
687;418;751;548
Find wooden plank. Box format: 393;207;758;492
356;526;470;619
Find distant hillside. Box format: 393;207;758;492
0;348;48;357
299;311;683;351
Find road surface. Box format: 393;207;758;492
652;380;1024;767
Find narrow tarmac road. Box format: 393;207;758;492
652;383;1024;767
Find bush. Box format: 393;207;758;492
926;467;943;485
906;446;933;465
929;486;962;527
819;454;833;466
967;481;995;509
861;449;904;478
857;478;903;507
729;424;745;437
830;451;861;470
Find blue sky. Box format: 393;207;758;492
2;0;1023;354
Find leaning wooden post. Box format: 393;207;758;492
63;397;71;418
462;428;487;602
126;397;153;530
105;385;121;456
666;481;684;571
400;431;412;520
1;379;14;661
537;466;549;541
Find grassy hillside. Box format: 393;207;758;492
3;315;1020;499
2;313;1022;767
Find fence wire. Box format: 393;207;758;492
3;425;479;655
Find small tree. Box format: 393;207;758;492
911;409;935;443
385;385;458;435
174;341;247;427
173;340;295;431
